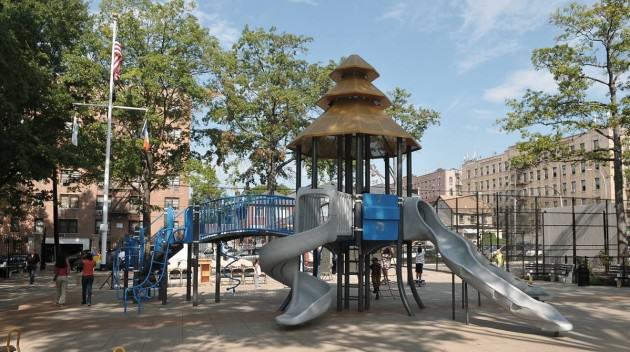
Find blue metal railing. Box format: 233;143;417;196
200;195;295;240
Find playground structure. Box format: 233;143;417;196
110;54;573;334
255;54;573;332
113;207;193;312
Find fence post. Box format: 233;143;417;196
495;193;500;253
476;191;480;251
572;197;577;266
505;209;510;272
534;197;539;277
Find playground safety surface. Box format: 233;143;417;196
1;268;629;351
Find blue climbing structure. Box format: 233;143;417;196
116;207;194;312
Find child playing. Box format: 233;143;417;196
370;257;382;300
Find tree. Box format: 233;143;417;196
386;87;441;142
72;0;219;234
184;159;222;204
197;27;335;194
0;0;90;214
499;0;629;259
246;184;293;196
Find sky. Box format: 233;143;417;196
188;0;581;183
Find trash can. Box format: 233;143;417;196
577;264;589;286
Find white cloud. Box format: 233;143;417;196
193;11;239;48
483;69;557;103
288;0;318;5
379;0;568;72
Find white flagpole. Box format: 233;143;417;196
100;14;118;265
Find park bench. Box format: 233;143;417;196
524;263;574;283
607;265;630;286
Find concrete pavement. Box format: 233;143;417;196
1;267;629;351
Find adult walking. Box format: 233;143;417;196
26;250;41;284
81;252;95;306
53;253;70;306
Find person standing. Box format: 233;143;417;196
93;250;101;271
81;252;95;305
381;247;392;283
415;247;425;284
253;259;261;289
26;250;41;284
370;257;382;300
53;253;70;306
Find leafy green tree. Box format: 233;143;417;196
499;0;629;259
185;159;222;204
71;0;219;233
0;0;90;214
246;184;293;196
197;27;335;194
386;87;441;142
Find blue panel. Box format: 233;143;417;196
362;193;399;241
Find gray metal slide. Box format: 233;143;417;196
403;197;573;332
259;187;351;326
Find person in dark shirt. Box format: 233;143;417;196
370;257;382;300
26;251;41;284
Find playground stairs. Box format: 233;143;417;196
344;245;361;303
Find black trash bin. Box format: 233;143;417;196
577;264;590;286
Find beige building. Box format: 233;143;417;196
414;168;461;203
461;130;625;208
0;171;188;261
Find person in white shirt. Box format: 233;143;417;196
415;247;425;283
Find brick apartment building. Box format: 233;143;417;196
414;168;462;203
0;170;189;261
461;129;628;209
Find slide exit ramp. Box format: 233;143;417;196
403;197;572;333
259;186;353;326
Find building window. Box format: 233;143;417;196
552;167;557;178
485;166;489;175
34;218;45;234
165;197;180;210
170;176;180;190
580;161;586;173
544;168;549;179
571;181;576;193
10;217;20;232
595;177;601;190
593;139;599;150
492;165;496;174
504;161;509;170
571;163;576;175
59;219;78;234
595;161;600;170
474;168;478;176
95;195;111;209
128;221;141;234
579;143;585;151
449;176;453;185
581;180;587;192
562;165;567;176
545;186;550;196
562;183;567;195
60;194;80;209
536;170;541;181
60;170;80;186
467;170;471;179
169;128;182;138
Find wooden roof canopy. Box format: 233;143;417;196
289;54;421;159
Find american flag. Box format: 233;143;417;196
113;41;122;80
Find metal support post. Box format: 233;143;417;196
214;242;221;303
192;206;200;306
186;244;192;301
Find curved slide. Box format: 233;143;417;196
403;197;572;332
259;187;342;326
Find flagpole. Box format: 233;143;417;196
100;14;118;266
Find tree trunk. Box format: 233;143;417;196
611;128;628;260
52;168;59;259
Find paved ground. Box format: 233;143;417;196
1;267;629;352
